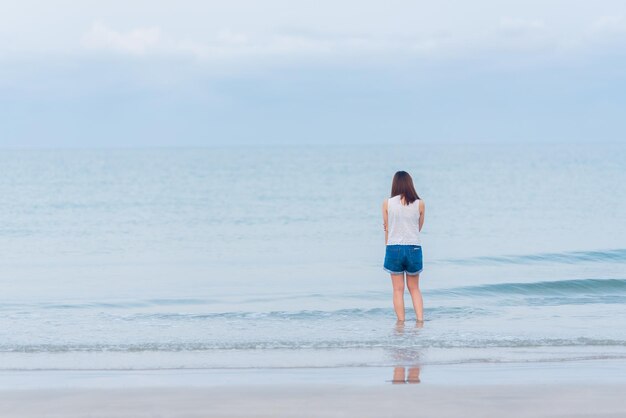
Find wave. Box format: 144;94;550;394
1;279;622;315
2;337;626;353
111;307;392;320
101;306;493;321
437;249;626;266
0;298;218;311
0;293;384;311
432;278;626;297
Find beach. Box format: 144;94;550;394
4;0;626;414
1;145;625;417
2;361;626;417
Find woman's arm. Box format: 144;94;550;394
418;200;425;232
382;200;388;245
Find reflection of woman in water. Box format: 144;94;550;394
392;366;421;384
390;321;422;384
382;171;425;322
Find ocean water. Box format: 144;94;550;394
0;143;625;371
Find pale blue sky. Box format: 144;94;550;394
1;0;625;147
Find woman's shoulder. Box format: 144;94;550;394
383;195;399;205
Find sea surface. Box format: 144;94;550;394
0;143;625;371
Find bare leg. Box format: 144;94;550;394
407;367;421;384
392;367;406;384
390;274;405;321
406;274;424;321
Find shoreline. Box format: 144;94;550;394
2;358;626;388
1;384;623;418
1;360;625;417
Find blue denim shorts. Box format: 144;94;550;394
383;245;423;275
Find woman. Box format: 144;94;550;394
382;171;425;322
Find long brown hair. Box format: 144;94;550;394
390;171;420;205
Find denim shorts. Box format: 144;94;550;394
383;245;423;275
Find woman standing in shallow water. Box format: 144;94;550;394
382;171;425;323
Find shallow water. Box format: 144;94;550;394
0;143;624;370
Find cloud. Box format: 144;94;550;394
498;17;545;36
579;16;626;50
79;22;444;61
589;15;626;34
81;22;162;54
76;16;625;66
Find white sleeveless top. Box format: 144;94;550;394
386;195;421;245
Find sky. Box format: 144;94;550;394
1;0;625;147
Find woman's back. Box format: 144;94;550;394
382;170;425;322
386;195;421;246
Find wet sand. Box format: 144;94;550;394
1;361;625;417
1;384;624;418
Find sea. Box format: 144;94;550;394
0;143;625;373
